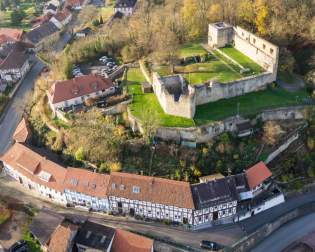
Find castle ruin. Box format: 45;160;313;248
151;22;279;119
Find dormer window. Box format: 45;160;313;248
132;186;140;193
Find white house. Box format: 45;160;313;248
0;126;285;230
107;172;195;225
1;143;68;205
47;74;115;113
63;168;110;211
114;0;137;16
50;9;72;29
0;49;30;82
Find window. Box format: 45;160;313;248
132;186;140;193
263;44;266;49
270;48;274;54
253;38;256;44
112;183;116;189
120;184;125;190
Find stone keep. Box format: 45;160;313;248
208;22;234;48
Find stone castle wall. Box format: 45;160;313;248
152;73;196;119
233;26;279;80
194;72;274;105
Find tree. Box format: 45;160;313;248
140;107;159;144
65;110;126;164
10;9;25;25
153;28;179;73
263;121;285;145
207;3;223;23
254;0;269;35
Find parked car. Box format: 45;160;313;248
200;240;219;251
9;240;28;252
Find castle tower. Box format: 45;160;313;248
208;22;234;48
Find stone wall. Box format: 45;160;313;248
194;72;274;105
233;26;279;79
152;73;196;119
228;202;315;252
153;106;308;143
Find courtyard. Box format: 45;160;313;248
151;43;262;85
126;67;311;128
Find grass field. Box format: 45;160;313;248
194;87;310;125
154;43;262;85
219;46;263;73
0;1;40;30
127;68;195;127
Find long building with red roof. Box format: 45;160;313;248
0;119;285;229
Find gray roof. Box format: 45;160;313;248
26;21;59;44
75;221;115;251
0;49;28;70
115;0;137;8
29;208;65;246
191;176;240;209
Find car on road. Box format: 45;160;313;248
9;240;28;252
200;240;220;251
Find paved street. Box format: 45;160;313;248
0;177;243;251
0;60;45;155
239;190;315;234
252;212;315;252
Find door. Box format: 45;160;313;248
213;211;218;221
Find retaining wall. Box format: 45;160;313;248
228;202;315;252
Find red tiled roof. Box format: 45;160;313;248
1;143;67;192
47;222;78;252
48;75;114;104
112;229;153;252
65;0;84;7
63;168;110;198
245;162;272;190
108;172;195;209
53;9;71;22
0;49;28;70
13;118;31;143
0;28;24;44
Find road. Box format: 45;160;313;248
0;177;243;251
0;60;45;155
252;212;315;252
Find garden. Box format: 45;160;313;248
0;0;43;30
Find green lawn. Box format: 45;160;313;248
127;68;195;127
179;62;242;84
178;42;208;58
219;46;263;73
127;60;311;128
0;94;9;115
0;0;41;30
194;87;310;125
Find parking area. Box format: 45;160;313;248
73;55;120;78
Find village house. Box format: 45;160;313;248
0;48;30;83
75;27;92;38
0;122;285;229
107;172;195;225
114;0;137;16
65;0;88;10
44;3;58;15
29;208;154;252
63;167;110;211
47;74;115;114
50;9;73;29
25;21;60;50
0;28;24;47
